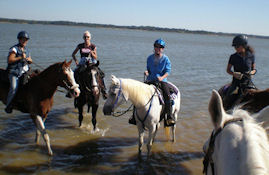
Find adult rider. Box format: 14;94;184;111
223;34;256;110
69;30;107;99
5;31;32;113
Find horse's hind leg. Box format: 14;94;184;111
36;115;53;156
171;125;176;142
92;104;98;130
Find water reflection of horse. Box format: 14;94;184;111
103;75;180;157
219;83;269;113
203;90;269;175
74;63;101;130
0;60;80;156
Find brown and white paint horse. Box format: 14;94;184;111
0;60;80;156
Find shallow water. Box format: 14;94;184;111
0;23;269;174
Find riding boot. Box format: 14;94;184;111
165;100;175;127
128;106;136;125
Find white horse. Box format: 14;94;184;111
103;75;180;156
203;90;269;175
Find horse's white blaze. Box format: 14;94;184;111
204;90;269;175
65;67;80;97
91;69;99;95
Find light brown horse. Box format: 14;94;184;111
0;60;80;156
219;84;269;113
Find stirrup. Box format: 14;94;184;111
128;116;136;125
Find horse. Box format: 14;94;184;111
0;60;80;156
103;75;180;157
203;90;269;175
74;63;101;130
218;83;269;113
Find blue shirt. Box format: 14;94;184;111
146;54;171;82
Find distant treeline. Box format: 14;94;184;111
0;17;268;39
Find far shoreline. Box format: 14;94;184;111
0;17;268;39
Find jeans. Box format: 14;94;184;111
6;74;20;107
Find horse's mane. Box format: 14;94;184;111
230;109;269;174
121;78;154;105
39;62;62;77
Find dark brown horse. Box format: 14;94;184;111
0;60;80;156
219;84;269;113
74;63;101;130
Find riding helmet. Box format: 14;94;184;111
17;31;30;40
232;34;247;47
154;39;165;48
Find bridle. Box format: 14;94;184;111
203;118;243;175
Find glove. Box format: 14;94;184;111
233;72;243;80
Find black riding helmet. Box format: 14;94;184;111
232;34;247;47
17;31;30;40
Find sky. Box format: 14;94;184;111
0;0;269;36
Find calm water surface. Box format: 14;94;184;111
0;23;269;175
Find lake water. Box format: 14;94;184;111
0;23;269;175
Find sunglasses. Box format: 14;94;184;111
154;44;164;49
234;45;241;49
84;36;90;39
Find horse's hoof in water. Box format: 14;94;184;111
48;150;53;156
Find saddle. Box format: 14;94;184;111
0;68;40;85
153;82;179;105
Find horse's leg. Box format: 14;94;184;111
171;125;176;142
35;115;53;156
171;111;178;142
31;115;41;144
78;104;84;127
147;125;156;157
91;104;98;131
137;125;144;155
152;123;160;143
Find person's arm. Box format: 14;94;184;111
158;72;169;81
72;46;80;65
7;51;25;64
91;47;97;60
226;63;234;76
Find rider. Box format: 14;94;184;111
69;30;107;99
223;34;256;110
5;31;33;113
129;39;175;126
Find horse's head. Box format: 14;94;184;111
59;60;80;97
81;65;100;96
203;90;269;175
103;75;128;115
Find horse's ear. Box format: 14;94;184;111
254;106;269;129
209;90;226;129
111;75;120;85
66;60;72;67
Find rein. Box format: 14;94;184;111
203;118;243;175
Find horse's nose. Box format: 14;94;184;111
74;88;80;97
